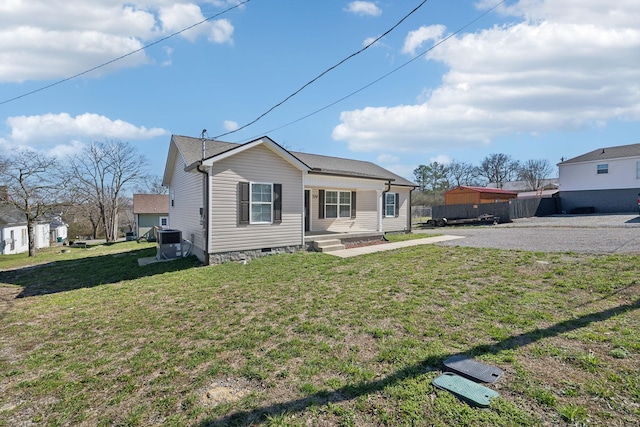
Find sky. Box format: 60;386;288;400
1;0;639;183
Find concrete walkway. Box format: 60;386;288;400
327;235;465;258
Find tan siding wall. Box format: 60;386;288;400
382;186;411;232
210;145;303;253
168;155;206;258
308;188;379;233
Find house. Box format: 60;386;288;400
133;194;169;241
0;205;50;255
162;135;416;264
48;213;69;243
558;143;640;213
444;186;518;206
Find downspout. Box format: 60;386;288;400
379;180;392;233
196;162;210;265
408;187;414;232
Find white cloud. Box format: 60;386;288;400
208;19;234;44
0;1;237;82
377;154;399;164
430;155;451;165
5;113;167;149
333;0;640;154
401;25;446;56
345;2;382;17
223;120;239;131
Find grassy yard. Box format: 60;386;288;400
0;241;638;426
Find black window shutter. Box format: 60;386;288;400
351;191;357;218
239;182;249;224
273;184;282;224
319;190;325;219
395;193;400;217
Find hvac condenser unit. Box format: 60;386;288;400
156;229;182;260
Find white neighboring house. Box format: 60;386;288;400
0;205;51;255
558;143;640;213
48;213;69;243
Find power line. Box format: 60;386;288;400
213;0;430;139
238;0;508;143
0;0;252;106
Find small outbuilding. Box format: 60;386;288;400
445;186;518;206
133;194;169;241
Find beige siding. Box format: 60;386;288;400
382;186;411;232
304;174;386;233
308;188;379;232
168;155;206;257
210;144;303;253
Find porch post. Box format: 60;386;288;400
377;190;383;232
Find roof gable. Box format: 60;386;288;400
560;143;640;164
200;136;310;172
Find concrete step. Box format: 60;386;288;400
312;239;346;252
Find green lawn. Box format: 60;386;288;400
0;241;638;426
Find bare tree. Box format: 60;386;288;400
477;153;520;188
69;140;149;242
65;201;102;240
136;175;168;194
518;159;554;191
446;160;478;188
0;150;67;256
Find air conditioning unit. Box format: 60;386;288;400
156;229;182;260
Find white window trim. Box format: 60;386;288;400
325;190;351;219
385;193;396;218
636;161;640;179
596;163;608;174
250;182;273;224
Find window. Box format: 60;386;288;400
251;183;273;223
636;161;640;179
21;229;27;246
597;163;608;174
239;182;282;225
325;190;351;218
385;193;396;217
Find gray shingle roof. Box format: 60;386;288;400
0;204;26;225
171;135;416;187
560;143;640;164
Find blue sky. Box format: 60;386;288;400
1;0;639;182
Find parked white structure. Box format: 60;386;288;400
558;143;640;213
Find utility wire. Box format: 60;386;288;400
238;0;508;143
0;0;252;106
213;0;430;139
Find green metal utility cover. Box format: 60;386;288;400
443;355;504;383
432;372;499;408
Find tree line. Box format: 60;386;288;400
0;140;165;257
413;153;555;206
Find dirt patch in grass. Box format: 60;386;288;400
201;378;255;406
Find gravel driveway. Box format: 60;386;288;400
415;214;640;254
